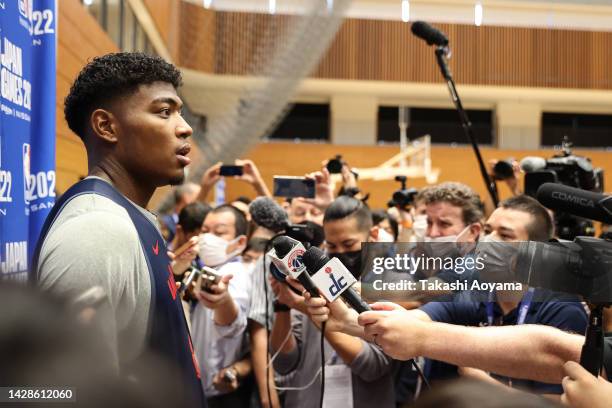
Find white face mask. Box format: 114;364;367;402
198;233;243;267
424;224;472;243
423;224;473;259
377;228;395;243
412;214;428;241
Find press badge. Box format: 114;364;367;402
323;364;353;408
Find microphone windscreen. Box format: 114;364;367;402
249;197;289;233
272;236;295;258
520;156;547;173
302;246;329;275
411;21;449;46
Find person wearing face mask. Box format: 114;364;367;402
411;182;484;287
270;196;396;408
191;204;253;407
319;195;586;399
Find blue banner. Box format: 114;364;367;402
0;0;56;281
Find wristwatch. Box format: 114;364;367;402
273;300;290;312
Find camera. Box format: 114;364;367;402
326;155;345;174
390;176;418;210
523;137;604;239
493;158;515;180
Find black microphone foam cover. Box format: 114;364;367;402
411;21;449;46
249;197;289;233
302;246;329;275
272;236;295;258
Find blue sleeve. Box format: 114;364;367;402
419;298;482;325
536;301;588;334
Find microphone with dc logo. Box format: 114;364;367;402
302;246;370;313
271;236;320;298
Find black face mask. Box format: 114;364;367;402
329;250;363;279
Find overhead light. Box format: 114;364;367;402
474;2;483;26
203;0;212;9
401;0;410;23
83;0;93;6
269;0;276;15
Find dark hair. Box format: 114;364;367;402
234;196;252;205
210;204;248;237
178;202;211;234
416;182;484;226
499;195;554;241
407;379;558;408
324;196;372;233
64;52;182;139
243;237;269;254
372;209;399;241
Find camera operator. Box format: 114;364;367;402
190;204;252;407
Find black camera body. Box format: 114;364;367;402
390;176;418;210
524;139;604;240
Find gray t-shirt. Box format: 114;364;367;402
37;183;152;372
273;310;396;408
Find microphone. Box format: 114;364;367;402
519;156;547;173
411;21;449;47
249;196;290;233
302;247;371;314
271;236;319;297
536;183;612;224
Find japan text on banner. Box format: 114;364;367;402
0;0;56;281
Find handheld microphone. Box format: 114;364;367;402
411;21;449;47
519;156;547;173
250;197;290;233
536;183;612;224
271;236;320;297
302;247;371;313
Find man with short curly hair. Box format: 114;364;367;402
32;53;206;407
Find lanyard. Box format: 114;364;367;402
486;288;535;326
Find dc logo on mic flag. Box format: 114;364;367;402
311;258;357;302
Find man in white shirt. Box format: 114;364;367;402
191;204;253;407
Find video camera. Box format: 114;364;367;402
389;176;418;211
522;137;604;239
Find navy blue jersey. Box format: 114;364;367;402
420;289;588;394
32;178;205;407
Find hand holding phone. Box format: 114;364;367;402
220;165;244;177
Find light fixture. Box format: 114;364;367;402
401;0;410;23
269;0;276;15
83;0;94;6
474;2;483;26
203;0;212;9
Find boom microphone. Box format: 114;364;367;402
302;247;371;314
272;236;320;297
519;156;547;173
249;197;289;233
411;21;449;47
536;183;612;224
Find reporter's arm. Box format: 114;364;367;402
419;323;583;384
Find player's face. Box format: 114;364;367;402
113;81;193;186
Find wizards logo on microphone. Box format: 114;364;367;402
286;248;306;274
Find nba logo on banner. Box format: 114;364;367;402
19;0;32;19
